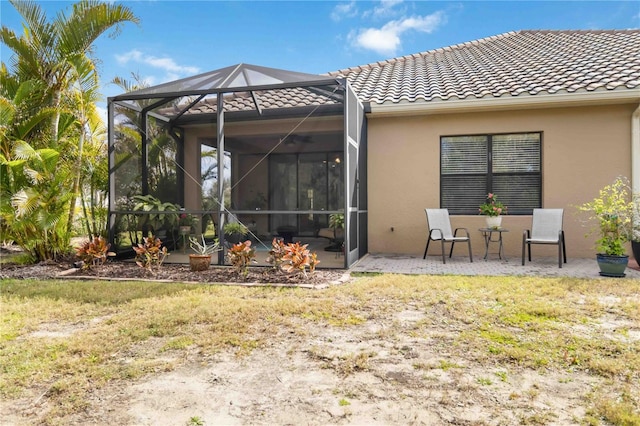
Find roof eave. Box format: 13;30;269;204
367;89;640;117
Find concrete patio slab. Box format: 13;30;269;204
350;254;640;279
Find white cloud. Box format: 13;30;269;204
331;1;358;22
350;27;400;57
350;11;445;56
368;0;405;19
115;49;200;76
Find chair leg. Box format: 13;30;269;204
522;239;526;266
448;241;455;258
467;239;473;262
423;238;431;259
440;239;446;264
558;242;562;268
562;231;567;264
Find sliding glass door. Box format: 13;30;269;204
269;152;343;235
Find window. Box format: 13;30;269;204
440;132;541;214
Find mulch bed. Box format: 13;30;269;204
0;258;350;288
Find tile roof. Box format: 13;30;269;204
329;30;640;105
175;87;342;117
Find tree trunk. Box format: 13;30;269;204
66;128;85;236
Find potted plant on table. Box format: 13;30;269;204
479;193;507;229
188;235;221;271
578;177;634;277
178;213;196;235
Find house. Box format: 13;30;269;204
108;30;640;267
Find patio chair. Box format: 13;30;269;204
522;208;567;268
423;209;473;264
317;226;344;252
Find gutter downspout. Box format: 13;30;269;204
633;104;640;249
632;104;640;195
632;103;640;256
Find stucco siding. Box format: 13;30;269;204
366;103;635;259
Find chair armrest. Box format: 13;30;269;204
429;228;444;240
453;227;470;238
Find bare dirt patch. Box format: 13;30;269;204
63;308;597;426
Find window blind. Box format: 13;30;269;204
440;132;541;214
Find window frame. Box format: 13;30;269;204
439;131;542;215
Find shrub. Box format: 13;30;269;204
75;236;115;269
133;235;168;273
281;242;320;276
227;240;256;276
265;238;320;276
578;177;634;255
265;238;287;270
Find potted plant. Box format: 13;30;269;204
223;221;249;244
329;213;344;231
578;177;634;277
318;213;345;253
132;195;181;238
178;213;196;235
188;235;221;271
329;212;345;240
479;193;507;229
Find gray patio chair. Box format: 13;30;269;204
423;209;473;264
522;208;567;268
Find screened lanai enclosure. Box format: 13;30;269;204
107;64;367;268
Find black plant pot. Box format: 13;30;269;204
632;241;640;265
225;233;245;245
596;253;629;278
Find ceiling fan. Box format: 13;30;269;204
281;134;313;145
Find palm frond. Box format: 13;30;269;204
57;0;139;57
11;187;39;217
12;140;36;160
15;107;57;140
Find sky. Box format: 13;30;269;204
1;0;639;108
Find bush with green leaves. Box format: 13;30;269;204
578;177;634;256
1;142;72;261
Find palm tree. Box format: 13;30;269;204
0;0;139;259
3;141;72;261
0;0;139;147
64;55;106;236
